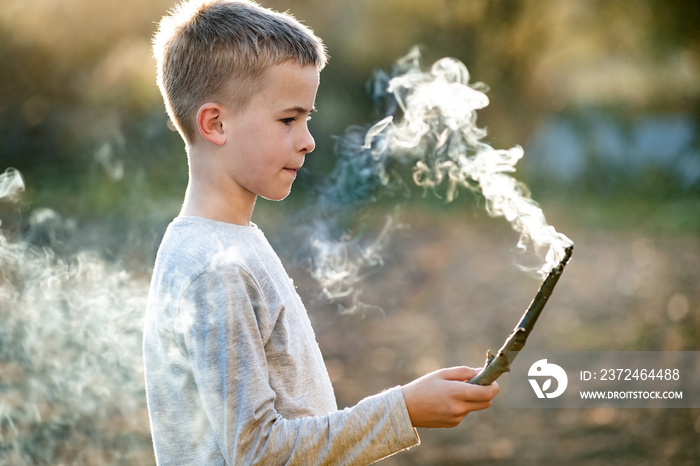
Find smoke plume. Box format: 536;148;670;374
0;168;151;464
305;48;572;310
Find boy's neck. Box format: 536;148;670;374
180;171;257;227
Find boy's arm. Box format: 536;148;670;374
180;265;419;465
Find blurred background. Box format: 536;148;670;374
0;0;698;464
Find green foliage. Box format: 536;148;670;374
1;0;698;223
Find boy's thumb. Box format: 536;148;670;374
439;366;481;382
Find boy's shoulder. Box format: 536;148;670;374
154;216;269;285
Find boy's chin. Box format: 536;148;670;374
260;190;292;202
258;180;296;202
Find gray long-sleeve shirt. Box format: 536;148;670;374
143;216;419;465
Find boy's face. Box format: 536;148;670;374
219;62;320;202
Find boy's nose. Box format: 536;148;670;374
298;127;315;154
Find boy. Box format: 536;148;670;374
143;1;499;464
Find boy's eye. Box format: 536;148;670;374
281;112;313;125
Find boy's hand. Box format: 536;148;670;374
401;366;499;428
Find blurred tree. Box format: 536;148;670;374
0;0;183;217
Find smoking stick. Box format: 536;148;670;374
468;245;574;386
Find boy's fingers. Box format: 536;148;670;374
461;379;500;402
465;400;493;412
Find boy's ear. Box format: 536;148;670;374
196;103;226;146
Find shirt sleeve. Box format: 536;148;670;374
178;264;419;465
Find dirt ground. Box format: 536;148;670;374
285;207;700;465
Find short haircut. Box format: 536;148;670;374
153;0;328;145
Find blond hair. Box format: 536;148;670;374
153;0;328;144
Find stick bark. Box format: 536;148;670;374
468;245;574;386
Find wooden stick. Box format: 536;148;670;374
468;245;574;386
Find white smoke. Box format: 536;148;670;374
0;168;25;204
0;168;151;464
306;215;400;313
306;48;572;308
